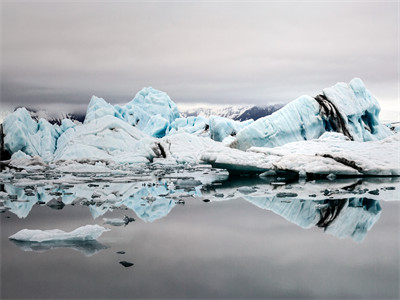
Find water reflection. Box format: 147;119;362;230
1;171;399;242
11;240;108;257
245;197;381;241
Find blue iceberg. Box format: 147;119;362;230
84;87;180;138
234;78;392;150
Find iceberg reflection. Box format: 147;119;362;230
245;196;381;241
11;240;108;257
1;173;397;241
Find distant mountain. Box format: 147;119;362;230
13;107;85;125
178;103;284;121
4;103;283;126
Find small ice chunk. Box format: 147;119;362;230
271;182;286;186
103;218;126;226
327;173;336;180
103;216;135;226
237;186;256;194
299;170;307;178
9;225;109;242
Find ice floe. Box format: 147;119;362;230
9;224;109;242
202;133;400;177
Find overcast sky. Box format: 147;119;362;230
1;1;399;120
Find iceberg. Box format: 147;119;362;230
209;116;253;142
233;78;392;150
202;131;400;176
84;87;180;138
1;78;397;179
54;115;164;163
321;78;391;141
169;116;210;137
162;132;231;164
2;108;74;162
234;95;324;150
9;224;109;242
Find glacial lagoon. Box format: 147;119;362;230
1;166;399;299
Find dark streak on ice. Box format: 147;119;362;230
316;199;347;229
315;94;353;140
319;153;364;173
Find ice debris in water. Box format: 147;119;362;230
9;225;109;242
103;216;135;226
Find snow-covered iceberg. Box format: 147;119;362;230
202;132;400;176
9;225;109;242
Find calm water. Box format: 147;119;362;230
1;171;399;299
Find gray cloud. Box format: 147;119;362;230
0;1;398;119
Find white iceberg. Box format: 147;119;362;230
202;133;400;176
54;115;163;163
9;224;109;242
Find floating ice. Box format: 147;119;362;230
321;78;391;141
3;108;74;162
209;116;253;142
84;87;180;138
54;115;162;163
234;95;324;150
103;218;127;226
1;79;396;178
9;225;109;242
163;132;230;164
202;133;400;176
103;216;135;226
233;78;392;150
169;116;210;136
